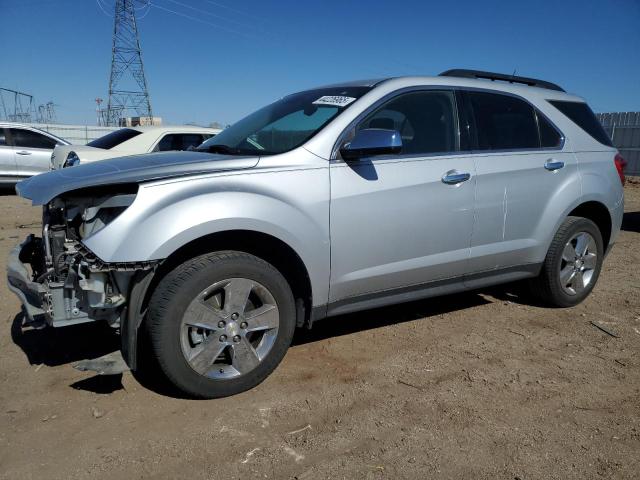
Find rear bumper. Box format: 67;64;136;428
6;235;48;325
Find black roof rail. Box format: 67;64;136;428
439;69;565;92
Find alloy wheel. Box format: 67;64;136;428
558;231;598;296
180;278;280;379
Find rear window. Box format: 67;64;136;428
548;100;613;147
87;128;142;149
466;92;539;150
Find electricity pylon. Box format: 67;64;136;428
105;0;153;126
0;88;34;122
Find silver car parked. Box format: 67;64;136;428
7;70;625;398
0;123;69;184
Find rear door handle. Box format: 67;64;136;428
442;170;471;185
544;160;564;171
16;151;32;156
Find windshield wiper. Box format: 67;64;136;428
197;144;240;155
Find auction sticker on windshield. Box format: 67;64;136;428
312;96;357;107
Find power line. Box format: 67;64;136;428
162;0;257;30
149;2;258;39
203;0;265;22
95;0;113;17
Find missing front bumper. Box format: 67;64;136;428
6;235;47;326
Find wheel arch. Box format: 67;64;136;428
567;200;612;248
151;229;313;317
122;229;314;370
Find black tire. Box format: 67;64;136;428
147;251;296;399
529;216;603;307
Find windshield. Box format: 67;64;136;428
197;86;372;155
87;128;142;149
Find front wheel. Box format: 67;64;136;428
147;251;296;398
530;216;604;307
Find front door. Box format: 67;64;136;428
9;128;58;176
329;89;476;303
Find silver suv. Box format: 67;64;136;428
7;70;625;398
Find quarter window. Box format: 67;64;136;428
466;92;539;150
9;128;57;149
548;100;612;147
355;90;458;156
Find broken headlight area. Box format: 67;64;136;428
20;184;156;328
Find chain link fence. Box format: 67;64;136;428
597;112;640;176
24;123;118;145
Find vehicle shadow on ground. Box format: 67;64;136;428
10;312;126;394
292;291;491;346
9;291;496;398
621;211;640;233
10;312;120;366
8;284;536;398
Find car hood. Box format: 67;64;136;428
16;150;259;205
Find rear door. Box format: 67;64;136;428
461;90;578;279
0;128;19;181
330;89;476;303
9;127;59;177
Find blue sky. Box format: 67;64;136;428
1;0;639;126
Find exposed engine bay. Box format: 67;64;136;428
18;186;156;328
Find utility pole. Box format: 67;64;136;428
105;0;153;127
95;98;104;126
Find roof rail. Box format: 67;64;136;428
439;69;565;92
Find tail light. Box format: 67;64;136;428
614;153;627;186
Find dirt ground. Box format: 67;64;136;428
0;181;638;480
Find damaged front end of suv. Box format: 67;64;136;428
7;150;257;373
8;184;154;328
8;183;160;373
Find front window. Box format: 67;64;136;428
197;86;372;156
353;90;458;156
10;128;58;149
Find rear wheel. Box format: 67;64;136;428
530;216;603;307
147;251;296;398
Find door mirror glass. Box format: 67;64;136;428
340;128;402;160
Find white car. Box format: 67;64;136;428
51;125;221;169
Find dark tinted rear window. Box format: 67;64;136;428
548;100;612;147
466;92;539;150
88;128;142;149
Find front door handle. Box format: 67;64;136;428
544;160;564;171
16;150;32;156
442;170;471;185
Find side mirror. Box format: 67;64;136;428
340;129;402;161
